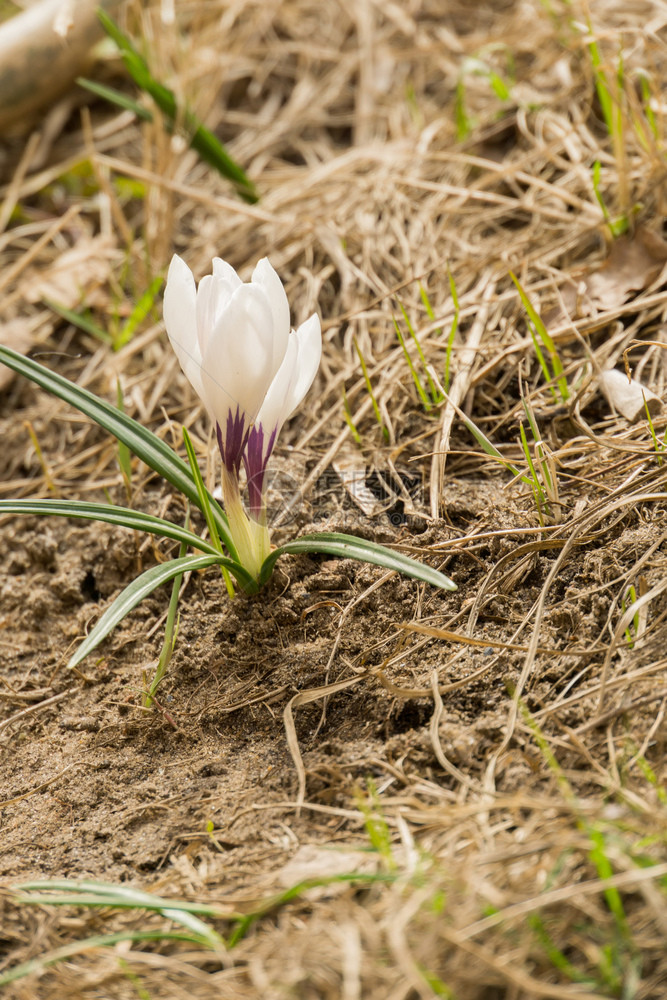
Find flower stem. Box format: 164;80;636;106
221;466;268;581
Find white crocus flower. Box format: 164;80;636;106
244;314;322;516
163;253;321;578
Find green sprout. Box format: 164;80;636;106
353;336;389;441
342;386;362;445
591;159;628;237
519;397;559;526
587;27;622;144
636;70;659;144
644;393;666;465
419;275;460;392
620;584;640;649
142;537;184;708
393;302;442;411
454;50;515;141
510;272;569;402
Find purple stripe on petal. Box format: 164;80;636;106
216;406;249;474
244;423;277;518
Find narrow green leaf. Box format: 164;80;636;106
0;346;238;560
393;316;432;411
0;499;221;556
456;409;529;483
145;534;186;706
226;871;393;947
398;302;442;404
181;427;222;554
260;532;456;591
587;28;615;139
14;879;226;949
510;272;568;401
96;9;257;203
444;268;460;390
353;337;387;440
117;273;164;348
0;930;206;987
16;879;231;919
342;387;362;445
76;77;153;120
68;553;250;670
45;299;112;345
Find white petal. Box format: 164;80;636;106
163;255;206;401
212;257;242;285
251;258;291;371
201;283;276;426
282;313;322;418
194;274;216;353
255;333;299;438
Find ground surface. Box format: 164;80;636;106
0;1;666;997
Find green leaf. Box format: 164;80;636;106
76;77;153;120
96;9;258;203
0;930;206;987
45;299;112;345
510;272;568;402
116;273;164;349
2;878;227;986
259;532;457;591
0;346;238;561
68;553;250;671
0;499;222;557
14;879;227;947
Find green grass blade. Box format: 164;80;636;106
14;879;226;950
226;872;394;947
0;930;207;986
260;531;456;591
510;272;569;401
68;552;246;670
638;72;658;141
455;79;473;140
0;499;223;556
16;879;230;918
528;326;557;400
453;405;529;483
393;316;432;411
342;387;362;444
45;299;112;345
76;77;153;120
519;423;547;523
444;268;460;390
145;535;186;705
116;274;164;349
96;9;257;203
419;283;437;327
587;30;614;136
398;302;442;404
0;346;238;560
353;337;387;440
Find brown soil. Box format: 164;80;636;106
1;0;666;997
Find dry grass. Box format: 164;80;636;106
1;0;666;997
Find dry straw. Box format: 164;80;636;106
0;0;666;996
